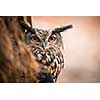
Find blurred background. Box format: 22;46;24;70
32;16;100;82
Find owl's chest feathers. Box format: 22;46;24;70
31;46;64;82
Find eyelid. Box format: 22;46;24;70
31;35;38;40
48;34;57;43
31;34;36;37
30;34;39;43
50;34;57;39
52;34;56;38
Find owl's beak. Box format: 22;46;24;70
41;42;47;49
53;25;73;33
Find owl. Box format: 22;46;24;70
19;20;72;82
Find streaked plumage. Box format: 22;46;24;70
20;19;72;82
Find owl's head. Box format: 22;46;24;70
20;21;72;50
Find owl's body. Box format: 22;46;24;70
20;20;72;82
25;28;64;82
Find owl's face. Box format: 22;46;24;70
20;21;72;82
25;28;63;52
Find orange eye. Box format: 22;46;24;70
31;35;38;42
48;36;56;43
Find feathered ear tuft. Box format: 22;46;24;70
53;25;73;33
18;16;32;26
18;17;35;33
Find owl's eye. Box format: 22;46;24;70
48;35;57;43
31;35;38;42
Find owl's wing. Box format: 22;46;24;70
0;16;54;83
18;16;32;27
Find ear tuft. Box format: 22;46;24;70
19;20;35;33
53;25;73;33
